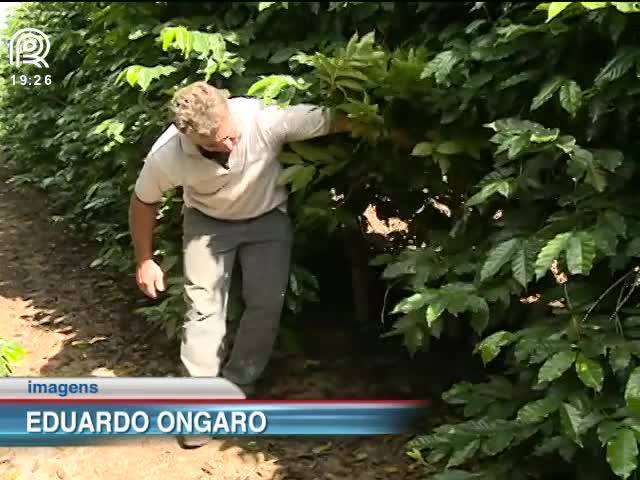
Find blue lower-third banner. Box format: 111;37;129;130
0;400;430;445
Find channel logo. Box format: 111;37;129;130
9;27;50;68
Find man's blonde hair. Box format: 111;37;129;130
172;81;228;136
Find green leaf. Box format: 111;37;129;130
530;128;560;143
289;142;334;164
290;165;316;192
118;65;177;92
496;180;512;197
467;180;512;206
170;26;194;56
338;69;370;82
430;317;444;339
611;345;632;372
535;232;572;280
512;240;537;287
160;26;191;54
446;439;481;468
477;331;516;365
411;142;433;157
567;146;607;192
626;238;640;257
465;71;493;89
470;303;490;335
481;430;514;455
278;151;303;165
534;435;573;456
500;71;538;89
269;47;297;64
531;76;565;110
369;254;393;267
607;428;638;480
566;232;596;275
258;2;277;11
336;78;365;92
403;324;425;356
603;211;627;237
575;354;604;392
595;46;640;86
547;2;572;21
556;135;577;153
421;50;461;85
392;292;430;314
426;302;445;326
559;80;582;117
592;149;624;173
436;141;465;155
538;350;577;384
625;367;640;415
481;238;520;281
600;421;622;445
190;31;226;57
247;75;306;101
586;165;607;193
0;340;26;370
560;402;584;447
613;2;640;12
581;2;609;9
517;397;560;424
277;164;304;186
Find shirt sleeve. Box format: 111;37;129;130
134;152;182;204
262;103;333;144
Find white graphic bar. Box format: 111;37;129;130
0;378;245;399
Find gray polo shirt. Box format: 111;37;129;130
134;97;332;220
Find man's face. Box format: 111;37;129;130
188;107;240;153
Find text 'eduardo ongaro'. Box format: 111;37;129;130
26;410;268;434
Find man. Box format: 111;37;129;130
128;81;350;446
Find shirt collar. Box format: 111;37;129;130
179;131;202;158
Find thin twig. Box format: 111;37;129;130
612;277;630;335
581;268;636;324
611;282;639;329
380;278;401;325
563;283;573;312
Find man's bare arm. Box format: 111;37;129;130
128;193;158;264
129;193;167;298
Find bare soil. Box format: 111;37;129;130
0;176;427;480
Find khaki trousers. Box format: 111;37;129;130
180;206;292;385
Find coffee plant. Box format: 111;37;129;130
0;339;26;377
7;1;640;478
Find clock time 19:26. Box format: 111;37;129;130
11;74;52;86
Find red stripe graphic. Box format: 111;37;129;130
0;399;430;405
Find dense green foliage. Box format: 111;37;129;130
8;1;640;478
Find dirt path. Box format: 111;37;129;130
0;176;425;480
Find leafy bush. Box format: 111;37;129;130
7;1;640;478
0;339;26;377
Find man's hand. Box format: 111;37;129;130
330;112;352;134
136;258;166;299
329;112;415;148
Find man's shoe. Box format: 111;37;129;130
177;434;211;449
